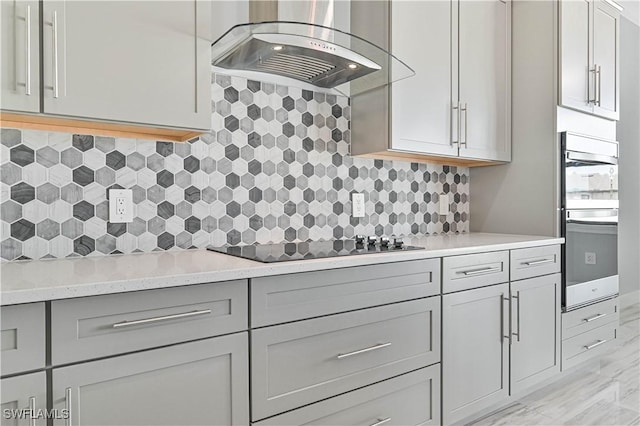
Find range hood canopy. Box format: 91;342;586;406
210;21;414;96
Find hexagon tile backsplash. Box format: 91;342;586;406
0;74;469;261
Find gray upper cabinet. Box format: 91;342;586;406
350;0;511;165
388;0;457;158
510;274;561;395
559;0;620;120
0;0;40;113
41;0;211;130
442;283;509;424
52;333;249;426
1;372;47;426
457;0;511;162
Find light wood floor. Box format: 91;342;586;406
469;300;640;426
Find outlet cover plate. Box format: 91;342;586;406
109;189;133;223
352;193;365;218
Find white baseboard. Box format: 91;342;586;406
619;290;640;308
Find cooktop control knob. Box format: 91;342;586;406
393;237;404;249
367;236;378;246
380;236;390;247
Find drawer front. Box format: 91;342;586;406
251;298;441;420
251;259;440;327
562;322;617;371
510;245;561;281
255;365;441;426
443;251;509;293
51;280;247;365
562;298;619;339
1;303;45;376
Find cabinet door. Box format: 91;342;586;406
42;1;210;130
0;372;47;426
592;0;619;119
510;274;561;395
457;0;511;162
0;0;39;113
52;333;249;426
559;0;593;114
390;1;458;157
442;283;509;424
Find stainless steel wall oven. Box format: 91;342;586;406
561;132;619;311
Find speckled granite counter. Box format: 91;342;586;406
0;233;563;305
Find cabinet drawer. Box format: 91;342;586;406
443;251;509;293
562;298;619;340
51;280;247;365
255;365;441;426
562;322;617;371
510;245;561;281
1;303;45;376
251;298;441;420
251;259;440;327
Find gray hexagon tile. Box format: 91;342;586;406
0;74;469;260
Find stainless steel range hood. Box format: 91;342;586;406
210;20;414;96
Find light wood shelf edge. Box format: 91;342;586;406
353;150;506;168
0;112;206;143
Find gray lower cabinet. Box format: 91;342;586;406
510;273;561;394
1;303;45;377
252;298;441;420
51;333;249;426
255;365;441;426
443;283;509;424
0;372;47;426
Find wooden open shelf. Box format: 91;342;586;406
354;150;506;168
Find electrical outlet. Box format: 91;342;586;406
439;194;450;215
585;252;597;265
109;189;133;223
352;193;365;218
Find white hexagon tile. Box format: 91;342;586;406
0;74;469;261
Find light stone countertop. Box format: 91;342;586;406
0;232;564;305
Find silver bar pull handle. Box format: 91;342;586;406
52;11;59;98
461;266;501;276
112;309;212;329
370;418;392;426
451;104;459;146
25;5;31;95
596;65;602;106
461;102;468;147
584;339;607;350
523;258;554;266
588;66;597;104
583;313;607;323
512;292;520;342
65;387;72;426
29;396;36;426
337;342;391;359
501;295;511;343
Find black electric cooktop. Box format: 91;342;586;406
207;238;424;263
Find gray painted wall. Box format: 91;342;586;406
617;16;640;295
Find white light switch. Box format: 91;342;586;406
109;189;133;223
439;194;450;215
352;193;365;218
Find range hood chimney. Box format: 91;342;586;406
210;1;414;96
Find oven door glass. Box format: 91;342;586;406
565;156;618;210
564;209;618;309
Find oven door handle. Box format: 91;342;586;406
566;209;618;224
566;151;618;166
